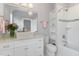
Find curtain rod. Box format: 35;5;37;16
59;19;79;22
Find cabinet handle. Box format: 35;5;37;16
25;48;28;50
39;40;42;41
3;45;9;48
38;47;41;48
7;54;10;56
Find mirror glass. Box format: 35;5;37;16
4;3;38;32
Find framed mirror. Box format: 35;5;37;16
4;3;38;33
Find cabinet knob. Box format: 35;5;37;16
25;48;28;50
3;45;9;48
39;54;42;56
7;54;10;56
38;47;41;48
39;40;42;41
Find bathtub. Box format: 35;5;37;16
59;44;79;56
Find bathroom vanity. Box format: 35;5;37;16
0;4;44;56
0;32;44;56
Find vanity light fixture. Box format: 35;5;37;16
28;3;33;8
13;3;33;8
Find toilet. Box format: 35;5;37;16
45;44;57;56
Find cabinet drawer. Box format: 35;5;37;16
24;44;43;50
25;39;43;47
23;39;43;49
14;40;28;47
24;47;44;56
14;39;43;47
0;42;14;50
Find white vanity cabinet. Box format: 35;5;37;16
24;39;44;56
0;37;44;56
0;4;4;16
0;41;14;56
14;38;44;56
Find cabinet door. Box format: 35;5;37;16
14;46;25;56
0;49;14;56
24;43;43;56
14;45;43;56
24;48;43;56
14;38;44;56
0;4;4;16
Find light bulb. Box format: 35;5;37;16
28;11;33;16
28;3;33;8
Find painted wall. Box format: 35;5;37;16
67;21;79;48
66;4;79;49
31;19;37;32
0;3;4;16
66;4;79;20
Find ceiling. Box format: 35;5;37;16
57;3;79;8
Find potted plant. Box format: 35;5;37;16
7;23;18;38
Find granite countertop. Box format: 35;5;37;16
0;32;43;41
0;33;16;40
